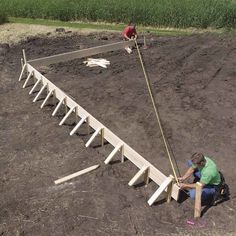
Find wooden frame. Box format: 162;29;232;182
19;42;181;201
194;182;203;218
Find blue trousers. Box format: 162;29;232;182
187;160;216;201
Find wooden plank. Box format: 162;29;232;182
41;89;54;108
54;164;100;185
128;166;149;186
28;41;135;67
59;106;75;126
70;116;88;136
52;98;65;116
26;63;180;201
194;182;203;218
33;84;47;102
85;128;102;147
148;176;173;206
104;144;123;164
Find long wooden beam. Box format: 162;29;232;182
28;41;135;67
26;63;180;201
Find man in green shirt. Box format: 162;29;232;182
178;153;221;202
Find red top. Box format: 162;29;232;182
122;26;137;39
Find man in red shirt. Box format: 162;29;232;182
122;23;137;40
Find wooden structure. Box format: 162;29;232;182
194;182;203;218
18;41;180;205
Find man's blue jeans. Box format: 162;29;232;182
187;160;216;201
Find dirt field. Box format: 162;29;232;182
0;25;236;235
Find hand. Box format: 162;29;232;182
178;177;185;182
178;183;186;189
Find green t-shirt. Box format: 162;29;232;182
192;156;221;185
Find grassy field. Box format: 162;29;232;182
0;0;235;29
0;11;8;24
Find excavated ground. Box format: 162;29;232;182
0;29;236;235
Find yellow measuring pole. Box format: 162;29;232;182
134;39;179;185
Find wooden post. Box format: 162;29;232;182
85;127;102;147
100;128;104;146
87;116;90;135
22;49;27;65
21;58;24;69
75;106;78;123
144;167;150;186
194;182;203;218
166;175;174;203
121;145;125;163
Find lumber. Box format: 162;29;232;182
128;166;149;186
52;98;65;116
59;106;75;126
194;182;203;218
85;127;102;147
54;164;100;185
18;64;27;81
166;175;174;203
29;78;41;95
25;63;180;201
33;84;47;102
22;70;34;88
148;176;173;206
70;116;88;136
104;144;123;164
41;89;54;108
28;41;135;67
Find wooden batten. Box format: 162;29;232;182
41;89;54;109
148;176;174;206
54;164;100;185
104;144;123;164
85;127;102;148
29;77;41;95
33;84;47;102
128;166;149;186
70;116;88;136
22;70;34;88
59;106;75;126
28;41;135;67
52;98;65;117
18;64;27;82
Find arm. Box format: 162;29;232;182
179;182;205;190
178;166;195;182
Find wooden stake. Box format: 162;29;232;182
128;166;149;186
21;58;24;69
52;98;65;116
148;176;173;206
104;144;123;164
40;89;54;109
22;49;27;65
166;175;174;203
33;84;47;102
70;116;88;136
85;128;102;147
101;128;104;146
87;116;90;135
59;106;75;126
194;182;203;218
29;78;41;95
22;70;33;88
54;164;100;185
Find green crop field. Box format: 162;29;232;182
0;0;235;28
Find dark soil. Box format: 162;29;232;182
0;31;236;236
